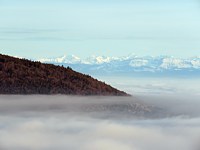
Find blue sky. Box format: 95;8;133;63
0;0;200;58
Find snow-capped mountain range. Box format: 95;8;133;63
37;54;200;76
38;55;121;65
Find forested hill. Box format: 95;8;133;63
0;54;128;96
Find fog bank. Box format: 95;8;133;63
0;95;199;150
0;116;200;150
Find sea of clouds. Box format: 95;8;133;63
0;93;199;150
96;76;200;96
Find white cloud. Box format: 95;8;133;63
0;95;200;150
0;117;199;150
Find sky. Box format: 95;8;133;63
0;0;200;58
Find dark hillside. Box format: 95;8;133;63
0;54;128;96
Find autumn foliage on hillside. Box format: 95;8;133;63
0;54;128;96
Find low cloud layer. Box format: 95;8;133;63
99;77;200;96
0;95;199;150
0;116;199;150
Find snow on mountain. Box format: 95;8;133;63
39;55;81;64
129;59;148;67
191;59;200;69
160;57;191;69
39;55;122;65
36;54;200;75
83;56;113;64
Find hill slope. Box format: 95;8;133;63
0;54;128;96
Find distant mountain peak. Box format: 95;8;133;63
37;54;200;68
35;54;200;76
